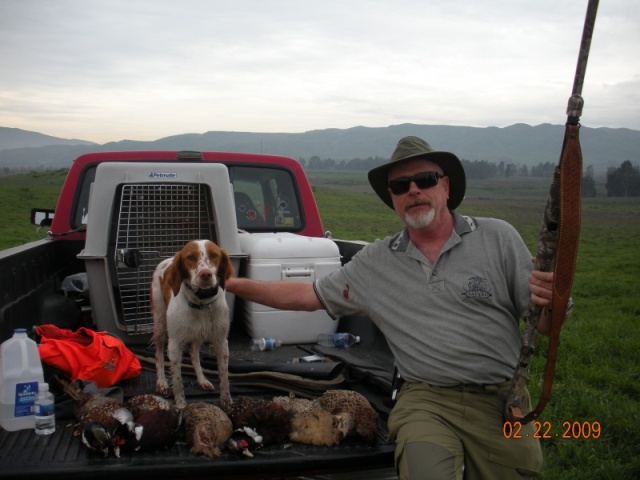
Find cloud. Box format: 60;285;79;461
0;0;638;143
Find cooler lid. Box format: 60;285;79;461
238;232;339;260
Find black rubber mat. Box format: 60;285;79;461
0;316;395;480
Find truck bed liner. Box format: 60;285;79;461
1;422;392;480
1;322;396;480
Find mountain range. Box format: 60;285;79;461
1;123;638;174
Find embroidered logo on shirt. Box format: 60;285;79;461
343;283;350;299
462;276;492;300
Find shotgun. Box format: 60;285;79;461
504;0;599;424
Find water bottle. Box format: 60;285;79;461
0;328;45;431
317;332;361;348
250;338;282;351
33;382;55;435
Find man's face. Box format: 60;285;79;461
387;158;449;230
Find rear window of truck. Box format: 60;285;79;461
72;164;303;233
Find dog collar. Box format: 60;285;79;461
188;300;213;310
186;284;220;309
195;285;219;299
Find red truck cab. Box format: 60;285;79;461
49;150;326;241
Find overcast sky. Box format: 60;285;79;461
1;0;638;144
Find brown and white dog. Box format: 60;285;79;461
151;240;234;409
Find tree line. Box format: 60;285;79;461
298;156;638;198
605;160;640;197
300;155;569;180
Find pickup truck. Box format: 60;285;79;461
0;151;396;479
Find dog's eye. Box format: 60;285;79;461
186;254;197;262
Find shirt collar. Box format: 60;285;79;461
389;212;475;253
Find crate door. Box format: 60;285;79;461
110;182;217;334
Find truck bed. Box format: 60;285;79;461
0;307;396;480
0;228;396;479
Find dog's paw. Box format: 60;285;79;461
175;396;187;410
156;381;170;397
197;379;215;392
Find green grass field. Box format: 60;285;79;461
0;169;67;249
1;170;639;478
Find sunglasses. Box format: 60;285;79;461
388;171;444;195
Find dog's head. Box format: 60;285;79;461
167;240;234;297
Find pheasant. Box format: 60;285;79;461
317;389;379;443
223;396;291;446
274;391;379;446
183;401;232;457
58;378;135;457
122;394;181;452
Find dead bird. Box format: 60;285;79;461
272;393;315;414
227;426;263;458
59;378;135;457
183;401;232;457
223;396;291;446
122;394;181;452
317;389;379;443
274;393;346;447
275;391;377;447
124;393;174;418
288;407;350;447
81;421;112;458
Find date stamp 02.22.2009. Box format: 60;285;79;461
503;421;602;439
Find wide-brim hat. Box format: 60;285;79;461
368;136;466;210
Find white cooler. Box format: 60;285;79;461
238;232;341;344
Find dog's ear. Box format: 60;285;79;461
165;256;185;298
218;248;234;289
175;247;192;280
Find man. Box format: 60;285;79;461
226;136;560;479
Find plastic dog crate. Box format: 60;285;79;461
78;162;244;345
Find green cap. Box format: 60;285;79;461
367;136;466;210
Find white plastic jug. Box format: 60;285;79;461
0;328;45;431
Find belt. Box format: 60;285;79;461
438;383;500;394
425;381;511;394
400;380;510;396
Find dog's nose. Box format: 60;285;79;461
198;269;213;281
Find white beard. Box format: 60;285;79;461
405;208;436;229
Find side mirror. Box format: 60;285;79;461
31;208;55;227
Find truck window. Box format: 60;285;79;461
73;165;97;228
72;163;303;232
229;166;302;232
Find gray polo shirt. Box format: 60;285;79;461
314;213;533;386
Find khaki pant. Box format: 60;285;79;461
387;382;543;480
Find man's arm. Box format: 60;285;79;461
225;277;323;312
